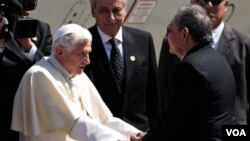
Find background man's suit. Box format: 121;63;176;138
85;25;160;131
144;45;235;141
0;20;52;141
158;24;250;124
218;25;250;124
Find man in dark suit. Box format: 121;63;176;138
131;4;236;141
85;0;160;131
0;0;52;140
159;0;250;125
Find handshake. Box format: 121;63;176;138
125;131;147;141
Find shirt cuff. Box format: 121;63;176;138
23;43;37;61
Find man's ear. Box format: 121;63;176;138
182;27;189;41
224;0;229;12
55;45;64;57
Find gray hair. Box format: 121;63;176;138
89;0;127;7
175;4;213;45
52;31;92;55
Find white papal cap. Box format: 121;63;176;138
53;23;92;41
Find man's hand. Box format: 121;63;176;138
130;132;146;141
17;38;33;52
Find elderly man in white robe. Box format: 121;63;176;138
11;23;141;141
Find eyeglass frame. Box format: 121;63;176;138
196;0;224;5
95;7;125;16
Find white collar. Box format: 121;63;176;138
97;26;123;44
212;22;224;49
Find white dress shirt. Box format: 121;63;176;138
212;22;224;50
97;26;124;63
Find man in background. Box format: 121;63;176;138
0;0;52;140
85;0;160;131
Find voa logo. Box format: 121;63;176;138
226;129;247;137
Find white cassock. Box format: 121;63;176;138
11;56;140;141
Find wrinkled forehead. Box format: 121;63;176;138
94;0;126;7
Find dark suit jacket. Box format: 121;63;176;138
158;24;250;125
218;25;250;124
143;44;236;141
158;39;179;113
85;25;160;131
0;20;52;141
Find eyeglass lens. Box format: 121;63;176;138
197;0;223;5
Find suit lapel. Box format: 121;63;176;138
4;38;26;61
217;25;236;60
89;25;124;94
90;26;113;76
123;28;136;89
89;26;137;93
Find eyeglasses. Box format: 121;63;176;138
196;0;224;5
96;7;124;15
